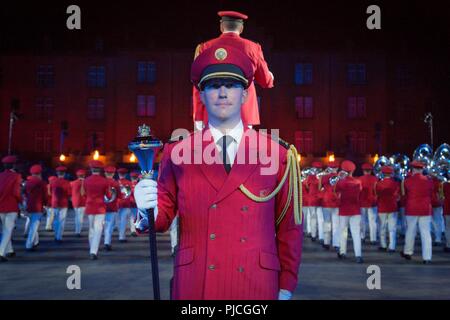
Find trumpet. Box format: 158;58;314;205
120;184;132;199
104;186;117;203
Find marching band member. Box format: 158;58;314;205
49;166;71;243
44;176;56;231
305;162;323;242
24;164;48;251
430;175;444;246
128;171;140;238
0;156;21;261
117;168;135;239
376;166;400;252
83;160;110;260
358;163;378;245
320;161;340;250
335;160;363;263
401;161;433;264
70;169;87;237
104;166;120;251
192;10;274;130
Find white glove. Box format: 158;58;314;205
194;121;204;131
134;179;158;211
278;289;292;300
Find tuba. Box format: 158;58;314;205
104;186;117;203
373;156;392;179
301;167;314;182
412;144;433;171
389;153;410;180
430;143;450;182
329;170;349;186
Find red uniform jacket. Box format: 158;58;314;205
335;176;362;216
50;178;71;208
156;129;302;300
443;182;450;215
105;178;120;212
193;33;274;126
375;178;400;213
25;176;47;213
84;175;110;215
118;178;132;208
358;174;378;207
70;179;86;208
431;176;443;208
320;173;339;208
0;170;21;212
404;173;433;216
305;175;321;207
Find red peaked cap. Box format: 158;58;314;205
104;166;116;174
56;166;67;172
191;45;254;90
328;161;340;169
341;160;356;172
76;169;86;176
361;163;373;170
381;166;394;174
218;11;248;20
312;161;323;169
30;164;42;174
410;161;425;169
89;160;104;169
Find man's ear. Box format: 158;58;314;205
241;89;248;104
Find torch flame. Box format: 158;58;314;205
93;150;99;160
129;153;136;163
59;154;66;162
297;154;302;163
328;154;335;162
373;153;379;164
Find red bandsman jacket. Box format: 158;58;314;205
118;178;132;208
0;170;22;212
375;177;400;213
156;128;302;300
50;177;71;208
70;179;86;208
358;174;377;208
403;173;433;216
320;173;339;208
25;176;47;213
305;175;321;207
335;176;362;216
105;178;120;212
84;175;111;215
431;176;443;208
193;33;274;126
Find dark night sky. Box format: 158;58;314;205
1;0;449;53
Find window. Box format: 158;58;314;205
294;130;313;154
347;63;366;84
34;130;53;153
295;96;313;118
87;98;105;120
35;97;54;119
348;131;367;154
294;63;313;85
88;131;104;150
88;66;106;87
37;65;54;88
137;95;156;117
347;97;366;119
137;61;156;84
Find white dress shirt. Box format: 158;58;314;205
208;120;244;167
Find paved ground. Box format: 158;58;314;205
1;210;450;300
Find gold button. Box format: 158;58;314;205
241;206;248;212
211;204;217;209
210;234;216;240
208;265;216;270
238;267;244;272
240;237;247;243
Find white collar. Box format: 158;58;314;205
208;120;244;147
222;31;240;35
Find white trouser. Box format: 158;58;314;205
45;207;54;230
379;212;398;250
331;209;340;247
304;207;311;234
339;215;362;257
0;212;18;256
169;216;179;253
404;215;432;261
53;207;68;240
322;208;336;246
129;208;137;233
432;207;444;242
317;207;324;241
118;208;130;240
74;207;85;234
25;213;42;249
88;214;105;255
445;216;450;248
398;207;406;236
103;212;117;245
23;215;31;235
361;207;377;241
309;207;318;238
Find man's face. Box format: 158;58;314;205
200;78;247;124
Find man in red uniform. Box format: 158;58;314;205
358;163;378;245
50;166;71;243
0;156;22;261
335;160;363;263
117;168;135;238
83;160;110;260
430;175;444;246
104;166;120;251
24;164;48;251
128;171;139;237
305;161;323;242
320;161;340;250
401;161;433;264
45;176;56;231
375;166;400;252
71;169;87;237
192;11;274;130
134;45;302;299
442;172;450;252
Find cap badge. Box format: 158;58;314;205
215;48;228;61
